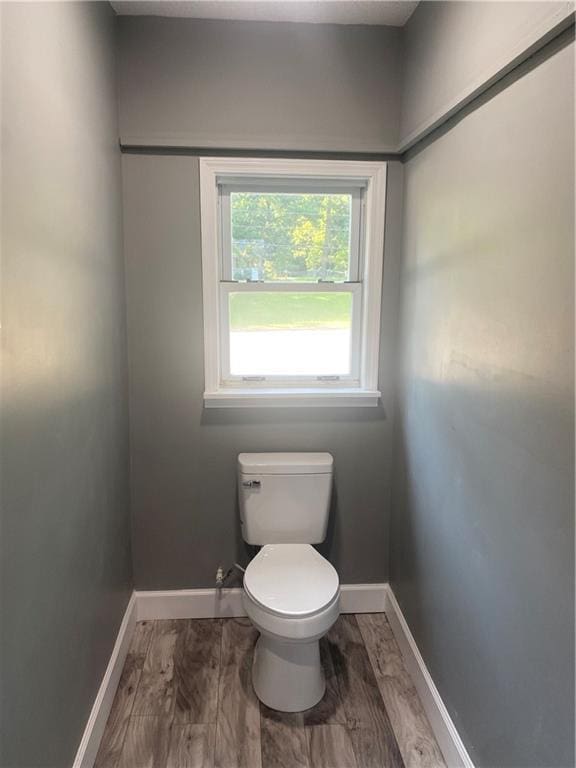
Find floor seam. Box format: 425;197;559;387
101;621;157;768
356;614;407;768
214;618;224;768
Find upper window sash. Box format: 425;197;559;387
218;181;364;283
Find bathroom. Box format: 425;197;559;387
1;1;574;767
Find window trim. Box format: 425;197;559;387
199;157;387;408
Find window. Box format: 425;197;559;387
200;158;387;407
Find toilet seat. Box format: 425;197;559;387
244;544;339;618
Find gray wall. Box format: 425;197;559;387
392;39;575;767
121;155;403;589
1;3;132;765
117;16;402;152
400;1;574;147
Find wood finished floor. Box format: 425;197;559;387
95;614;446;768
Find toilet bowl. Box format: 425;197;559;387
243;543;340;712
237;452;339;712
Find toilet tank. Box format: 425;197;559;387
238;452;333;545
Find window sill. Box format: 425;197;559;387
203;388;381;408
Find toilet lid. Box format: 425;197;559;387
244;544;339;617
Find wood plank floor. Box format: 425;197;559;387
95;615;445;768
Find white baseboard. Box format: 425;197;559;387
134;582;389;621
339;583;388;613
72;593;137;768
135;587;246;620
384;585;474;768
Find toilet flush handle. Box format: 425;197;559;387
242;480;261;488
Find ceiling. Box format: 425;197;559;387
110;1;419;27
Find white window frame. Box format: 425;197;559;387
199;157;387;408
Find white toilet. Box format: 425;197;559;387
238;452;340;713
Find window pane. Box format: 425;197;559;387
231;192;352;282
229;292;353;376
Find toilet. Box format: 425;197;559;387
238;452;339;713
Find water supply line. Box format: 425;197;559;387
215;562;246;588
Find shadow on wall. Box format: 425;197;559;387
201;404;387;427
2;392;132;766
390;373;574;765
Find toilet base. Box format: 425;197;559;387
252;633;325;712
